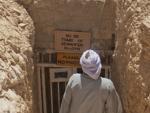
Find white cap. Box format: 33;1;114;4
80;49;102;80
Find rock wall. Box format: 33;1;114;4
0;0;34;113
29;0;116;50
112;0;150;113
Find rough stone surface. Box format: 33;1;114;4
29;0;116;50
112;0;150;113
0;0;34;113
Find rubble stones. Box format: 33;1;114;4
0;0;34;113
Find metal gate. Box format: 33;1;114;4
49;68;72;113
36;50;112;113
37;65;73;113
37;65;111;113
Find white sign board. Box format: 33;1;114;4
54;31;91;52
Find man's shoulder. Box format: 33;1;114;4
69;73;81;81
68;73;81;86
100;77;115;90
101;77;113;84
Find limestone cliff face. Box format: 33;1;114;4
0;0;34;113
112;0;150;113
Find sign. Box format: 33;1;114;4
56;52;81;67
54;30;91;52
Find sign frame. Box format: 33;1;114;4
54;30;91;52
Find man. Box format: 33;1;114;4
60;49;122;113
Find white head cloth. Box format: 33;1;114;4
80;49;102;80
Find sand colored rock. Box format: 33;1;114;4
112;0;150;113
1;0;149;113
0;0;34;113
29;0;116;49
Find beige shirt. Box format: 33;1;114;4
60;73;122;113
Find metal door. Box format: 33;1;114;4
49;68;73;113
